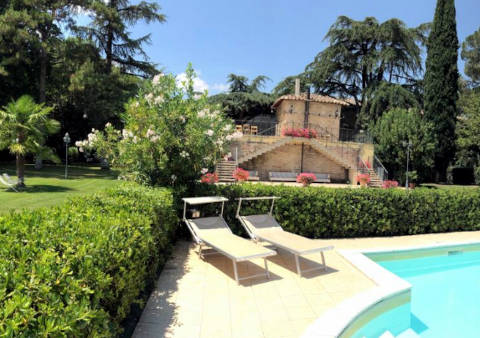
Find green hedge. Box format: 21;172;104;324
194;183;480;238
0;184;177;336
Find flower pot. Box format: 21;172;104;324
409;183;416;189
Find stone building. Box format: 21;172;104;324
219;81;384;185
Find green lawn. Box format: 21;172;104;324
0;164;119;213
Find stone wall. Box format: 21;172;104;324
242;144;347;182
230;135;375;184
276;100;341;139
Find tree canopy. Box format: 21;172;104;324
370;108;436;183
78;0;166;76
304;17;428;106
461;28;480;87
210;74;274;120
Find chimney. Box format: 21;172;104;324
294;78;300;96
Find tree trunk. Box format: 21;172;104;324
36;40;47;169
16;154;25;188
105;0;116;73
39;45;46;103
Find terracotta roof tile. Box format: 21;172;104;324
272;93;350;108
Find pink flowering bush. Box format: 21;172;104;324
282;127;318;139
357;173;371;186
296;173;317;186
75;64;238;186
201;172;218;184
382;180;399;189
233;168;249;182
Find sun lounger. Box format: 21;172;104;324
236;196;333;277
0;173;18;192
182;196;276;283
269;171;298;182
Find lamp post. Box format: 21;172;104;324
63;132;71;179
402;140;412;189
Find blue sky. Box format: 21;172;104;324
103;0;479;94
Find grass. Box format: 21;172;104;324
420;183;479;190
0;163;119;213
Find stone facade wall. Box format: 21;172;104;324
242;144;347;182
276;100;341;139
230;135;375;184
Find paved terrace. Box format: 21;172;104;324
133;231;480;338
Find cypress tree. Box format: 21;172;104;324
424;0;459;181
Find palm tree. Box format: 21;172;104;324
0;95;60;187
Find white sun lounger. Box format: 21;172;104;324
236;196;333;277
0;173;18;192
182;196;276;284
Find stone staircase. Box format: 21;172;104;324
237;138;290;164
215;160;236;182
364;167;384;187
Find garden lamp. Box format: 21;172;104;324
63;132;71;179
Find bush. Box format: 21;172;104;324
382;180;399;189
233;168;249;182
194;183;480;238
0;184;177;336
296;173;316;186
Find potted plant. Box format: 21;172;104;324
296;173;317;187
356;173;371;187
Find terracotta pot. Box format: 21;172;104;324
359;179;368;187
409;183;416;189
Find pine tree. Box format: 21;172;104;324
79;0;166;77
424;0;459;181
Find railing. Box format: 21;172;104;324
373;155;388;181
234;120;373;144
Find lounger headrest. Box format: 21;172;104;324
189;216;229;231
241;214;281;230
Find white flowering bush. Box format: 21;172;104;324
77;65;238;186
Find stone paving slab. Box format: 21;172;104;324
133;231;480;338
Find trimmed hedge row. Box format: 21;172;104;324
194;183;480;238
0;184;177;336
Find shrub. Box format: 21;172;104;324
201;172;218;184
382;180;399;188
77;64;238;187
0;184;177;336
194;183;480;238
233;168;249;181
297;173;316;186
356;173;371;185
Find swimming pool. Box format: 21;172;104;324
346;243;480;337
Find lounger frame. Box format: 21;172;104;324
236;196;333;277
182;197;274;284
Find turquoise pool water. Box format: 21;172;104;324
349;244;480;338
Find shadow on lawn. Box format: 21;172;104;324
20;185;74;193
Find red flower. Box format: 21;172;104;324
356;173;371;183
233;168;249;181
282;127;318;139
201;172;218;184
382;180;399;189
296;173;317;186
